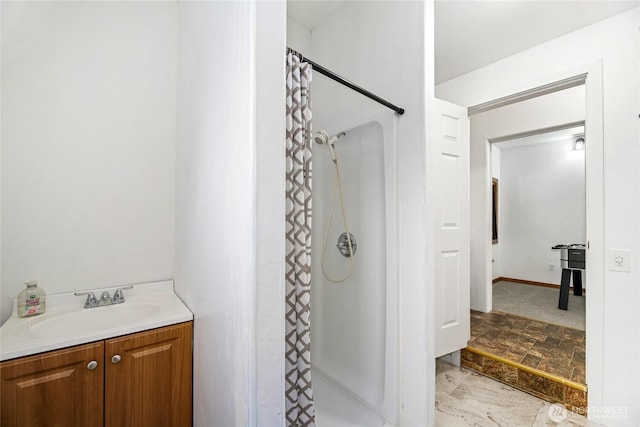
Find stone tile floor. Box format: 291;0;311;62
436;359;603;427
469;310;586;384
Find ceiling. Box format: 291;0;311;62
287;0;344;30
287;0;639;84
435;0;639;84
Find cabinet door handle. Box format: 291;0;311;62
87;360;98;370
111;354;122;364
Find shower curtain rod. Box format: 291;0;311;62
288;48;405;115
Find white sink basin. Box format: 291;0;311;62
0;280;193;361
26;303;161;338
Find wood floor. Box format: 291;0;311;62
462;310;587;413
469;310;585;384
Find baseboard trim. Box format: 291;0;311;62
493;276;586;293
493;276;557;287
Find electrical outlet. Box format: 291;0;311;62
609;249;631;272
549;263;556;272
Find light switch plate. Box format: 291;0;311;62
609;249;631;272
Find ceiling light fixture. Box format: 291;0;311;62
574;137;585;151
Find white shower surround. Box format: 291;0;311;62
311;113;398;425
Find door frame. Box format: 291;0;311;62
467;60;604;412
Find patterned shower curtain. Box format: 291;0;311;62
285;51;315;427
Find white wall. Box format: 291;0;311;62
4;1;286;424
437;8;639;426
176;2;255;425
1;2;177;323
175;1;287;426
286;17;311;53
500;139;585;284
295;2;432;424
255;2;287;425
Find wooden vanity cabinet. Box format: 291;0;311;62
105;322;193;427
0;342;104;427
1;321;193;427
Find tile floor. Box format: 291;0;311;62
469;310;586;384
436;359;603;427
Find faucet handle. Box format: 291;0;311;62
75;291;98;308
99;291;112;306
112;285;133;304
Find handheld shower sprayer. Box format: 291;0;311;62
314;130;346;163
315;129;355;283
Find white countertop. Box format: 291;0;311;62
0;280;193;361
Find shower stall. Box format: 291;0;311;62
310;113;399;426
286;5;413;424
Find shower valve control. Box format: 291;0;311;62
337;232;357;257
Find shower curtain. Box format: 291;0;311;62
285;51;315;427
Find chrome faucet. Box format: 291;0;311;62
99;291;113;306
112;285;133;304
74;291;99;308
75;285;134;309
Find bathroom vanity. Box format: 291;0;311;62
0;281;193;427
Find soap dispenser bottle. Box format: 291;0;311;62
17;280;46;317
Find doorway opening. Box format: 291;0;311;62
491;124;586;331
466;123;588;409
434;60;604;419
459;79;598;413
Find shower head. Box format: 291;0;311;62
314;130;345;163
314;130;346;146
314;130;331;146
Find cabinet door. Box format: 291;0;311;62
1;342;104;427
105;322;192;427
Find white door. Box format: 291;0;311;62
434;99;470;358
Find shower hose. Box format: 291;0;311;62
320;153;355;283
